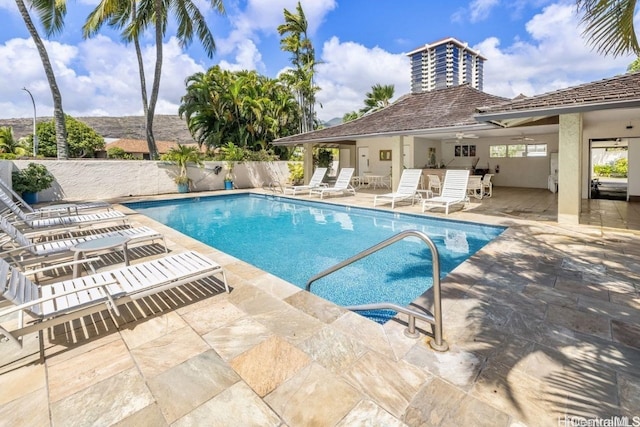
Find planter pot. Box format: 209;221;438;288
22;192;38;204
177;183;190;193
224;181;233;190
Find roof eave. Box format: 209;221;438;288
476;99;640;122
272;123;497;146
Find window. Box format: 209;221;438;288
526;144;547;157
489;143;547;158
507;144;526;157
490;145;506;158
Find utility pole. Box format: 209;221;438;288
22;87;37;157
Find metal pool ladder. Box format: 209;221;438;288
306;230;448;352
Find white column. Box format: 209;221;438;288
303;143;314;184
391;136;404;190
558;113;582;224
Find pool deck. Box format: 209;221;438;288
1;187;639;426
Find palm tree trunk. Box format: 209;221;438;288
15;0;68;159
132;3;149;118
144;0;163;161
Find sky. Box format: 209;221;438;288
0;0;637;123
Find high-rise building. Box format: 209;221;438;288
407;37;485;93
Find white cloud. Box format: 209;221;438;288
217;0;336;69
0;35;205;118
314;37;409;121
476;3;633;99
469;0;500;22
0;0;16;12
218;38;264;72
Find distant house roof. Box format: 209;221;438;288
105;139;200;155
0;115;195;144
274;85;508;145
476;72;640;121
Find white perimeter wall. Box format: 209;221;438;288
0;160;292;202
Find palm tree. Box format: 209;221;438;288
576;0;639;56
0;126;28;156
278;2;319;134
84;0;224;159
84;0;150;138
163;144;203;185
361;84;394;115
342;111;360;122
15;0;68;159
179;66;300;154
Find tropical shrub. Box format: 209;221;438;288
594;158;628;177
35;116;105;158
12;163;54;193
287;162;303;184
161;144;204;184
107;147;137;159
0;126;28;156
179;66;300;157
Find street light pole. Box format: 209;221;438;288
22;87;37;157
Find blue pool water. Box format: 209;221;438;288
126;194;504;321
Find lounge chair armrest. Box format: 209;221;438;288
23;256;102;276
0;243;40;256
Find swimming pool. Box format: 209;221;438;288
126;194;504;322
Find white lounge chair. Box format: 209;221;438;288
373;169;423;208
0;251;228;347
0;190;126;229
309;168;356;199
0;177;111;215
0;215;166;262
284;167;327;195
422;169;470;215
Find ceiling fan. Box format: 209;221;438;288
511;134;536;142
445;132;479;143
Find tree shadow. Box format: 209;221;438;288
406;221;640;423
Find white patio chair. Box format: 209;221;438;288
284;167;327;195
373;169;423;209
482;173;494;197
427;174;442;195
422;169;470;215
309;168;356;199
0;251;228;348
467;175;483;200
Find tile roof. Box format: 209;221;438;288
477;72;640;116
274;85;508;145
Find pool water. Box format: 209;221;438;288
127;194;504;322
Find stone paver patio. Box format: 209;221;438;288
1;187;639;426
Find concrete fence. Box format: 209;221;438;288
0;160;294;202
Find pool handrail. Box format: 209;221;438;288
305;229;448;352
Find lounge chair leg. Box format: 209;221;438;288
220;270;230;293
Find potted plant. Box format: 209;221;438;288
219;142;244;190
224;162;234;190
162;144;203;193
12;162;54;204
